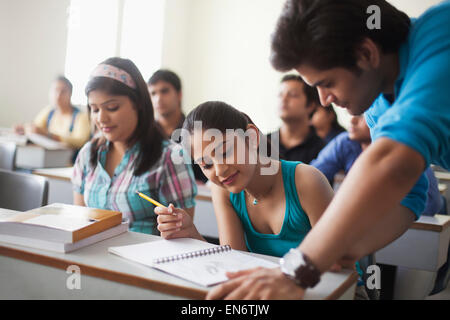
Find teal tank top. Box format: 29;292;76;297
229;160;311;257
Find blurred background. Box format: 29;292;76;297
0;0;442;134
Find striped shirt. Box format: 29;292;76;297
72;139;197;234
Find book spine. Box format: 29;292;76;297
72;214;122;243
153;244;232;264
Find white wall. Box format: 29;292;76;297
162;0;444;134
162;0;285;134
0;0;444;132
0;0;70;127
160;0;192;83
388;0;442;17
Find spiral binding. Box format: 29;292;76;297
153;244;232;264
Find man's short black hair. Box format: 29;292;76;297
271;0;410;72
281;74;321;107
55;75;73;93
148;69;182;92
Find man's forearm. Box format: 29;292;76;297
298;138;425;273
336;204;415;266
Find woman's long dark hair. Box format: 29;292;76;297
183;101;272;156
183;101;250;133
85;57;164;176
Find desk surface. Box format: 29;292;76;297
33;167;214;203
434;171;450;181
196;183;212;202
33;167;74;181
0;231;357;300
411;214;450;232
438;183;447;195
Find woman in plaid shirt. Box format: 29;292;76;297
72;57;197;234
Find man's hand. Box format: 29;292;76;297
206;267;305;300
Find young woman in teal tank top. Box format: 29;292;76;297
154;101;334;259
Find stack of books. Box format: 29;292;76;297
0;203;128;253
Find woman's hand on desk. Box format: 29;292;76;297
155;204;203;240
206;267;305;300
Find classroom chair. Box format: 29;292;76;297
359;253;381;300
0;169;48;211
0;142;17;171
429;243;450;296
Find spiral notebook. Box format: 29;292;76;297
108;238;278;287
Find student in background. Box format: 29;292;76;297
147;69;207;183
207;0;450;300
72;58;197;235
311;105;346;144
147;69;184;139
14;76;91;161
155;101;369;299
267;74;325;164
311;115;444;215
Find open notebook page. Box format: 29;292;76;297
109;238;278;287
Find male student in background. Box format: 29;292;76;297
148;69;185;139
267;74;325;164
311;115;445;216
147;69;207;183
207;0;450;299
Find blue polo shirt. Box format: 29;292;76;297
310;132;362;184
310;132;443;216
365;1;450;218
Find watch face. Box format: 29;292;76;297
280;249;304;276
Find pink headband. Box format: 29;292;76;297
90;63;137;89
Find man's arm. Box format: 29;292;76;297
299;137;425;273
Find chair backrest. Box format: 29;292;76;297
0;169;48;211
0;142;17;171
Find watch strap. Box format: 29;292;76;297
293;252;321;289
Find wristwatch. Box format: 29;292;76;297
279;248;321;289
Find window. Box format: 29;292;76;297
64;0;165;106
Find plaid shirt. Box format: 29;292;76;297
72;140;197;234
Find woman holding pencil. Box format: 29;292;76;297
72;57;197;235
155;101;371;299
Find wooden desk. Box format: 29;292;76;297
376;214;450;299
33;167;74;205
32;167;73;181
0;231;357;299
438;183;447;196
16;144;73;169
31;168;220;240
434;171;450;182
193;183;218;240
434;170;450;215
196;183;213;202
1;129;73;169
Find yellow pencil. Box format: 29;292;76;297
135;191;166;208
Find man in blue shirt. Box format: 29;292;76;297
207;0;450;300
311;115;444;216
311;115;370;185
